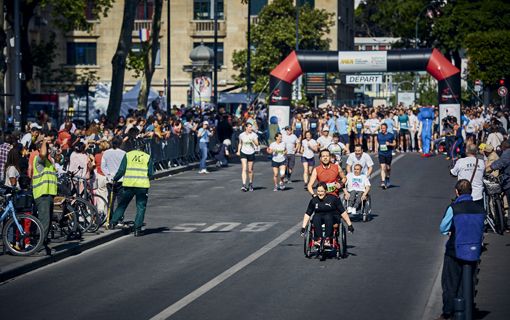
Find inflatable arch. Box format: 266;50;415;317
268;49;461;129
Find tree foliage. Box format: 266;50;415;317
38;0;113;31
232;0;334;93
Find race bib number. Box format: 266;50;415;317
311;123;317;128
380;145;388;152
356;123;362;129
326;182;337;192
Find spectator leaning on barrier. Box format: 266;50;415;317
437;179;485;320
109;139;154;237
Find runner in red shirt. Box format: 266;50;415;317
307;149;346;197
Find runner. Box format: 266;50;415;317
307;149;347;197
398;109;410;152
365;112;380;152
346;144;374;177
300;131;318;190
267;132;287;191
335;110;350;151
317;126;332;151
282;126;299;183
327;133;350;167
376;123;396;189
236;122;259;192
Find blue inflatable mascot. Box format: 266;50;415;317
417;106;434;156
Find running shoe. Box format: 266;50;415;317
241;185;248;192
385;178;390;188
324;238;331;247
249;184;254;192
273;186;278;192
279;182;285;190
381;182;387;189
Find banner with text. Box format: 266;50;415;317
346;74;383;84
338;51;387;72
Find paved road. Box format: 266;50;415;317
0;154;458;319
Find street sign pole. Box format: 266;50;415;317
13;0;22;130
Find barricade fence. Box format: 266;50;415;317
140;132;221;172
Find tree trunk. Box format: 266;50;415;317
137;0;163;111
0;0;7;131
106;0;140;124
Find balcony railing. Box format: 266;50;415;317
133;20;152;33
190;20;226;37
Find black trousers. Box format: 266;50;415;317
312;213;333;240
441;254;476;316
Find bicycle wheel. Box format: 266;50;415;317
90;194;109;227
339;223;348;259
493;196;506;235
2;214;44;256
71;197;99;233
61;203;79;238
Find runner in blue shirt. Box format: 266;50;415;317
376;123;396;189
335;111;350;150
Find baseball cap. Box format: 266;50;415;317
30;123;42;130
322;126;330;131
202;120;209;126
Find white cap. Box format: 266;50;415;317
30;123;42;130
203;121;209;126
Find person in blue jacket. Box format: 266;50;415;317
437;179;485;320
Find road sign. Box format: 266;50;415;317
498;86;508;97
474;85;482;93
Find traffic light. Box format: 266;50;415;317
499;78;506;87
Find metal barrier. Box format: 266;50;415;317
141;132;220;171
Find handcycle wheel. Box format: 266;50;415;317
339;222;348;259
2;214;45;256
335;226;341;260
363;196;371;222
304;223;313;258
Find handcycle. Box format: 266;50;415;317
303;213;348;261
0;185;45;256
483;175;506;235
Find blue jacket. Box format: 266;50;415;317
440;194;485;261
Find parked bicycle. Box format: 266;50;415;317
483;175;506;235
0;185;44;256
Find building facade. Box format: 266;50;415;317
20;0;353;110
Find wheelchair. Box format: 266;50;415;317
342;193;372;222
303;213;347;261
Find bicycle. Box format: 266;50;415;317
0;186;44;256
483;175;506;235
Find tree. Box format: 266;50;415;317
137;0;163;111
232;0;334;93
2;0;113;127
106;0;141;123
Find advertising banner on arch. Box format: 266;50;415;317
268;105;290;130
439;103;461;136
338;51;388;72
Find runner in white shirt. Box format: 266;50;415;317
267;132;287;191
343;164;371;214
346;144;374;177
408;109;419;152
300;131;319;189
282;126;300;183
316;127;333;150
327;133;350;167
236;123;259;192
365;113;380;152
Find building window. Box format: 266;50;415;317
365;45;373;51
194;0;224;20
67;42;97;65
297;0;314;8
131;43;161;66
85;0;97;20
251;0;267;15
194;42;223;66
136;0;154;20
379;45;387;51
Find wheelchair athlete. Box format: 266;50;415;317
343;164;371;214
301;182;354;247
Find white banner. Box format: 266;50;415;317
397;92;415;108
346;74;383;84
439;103;461;136
193;75;212;105
268;105;290;129
338;51;387;72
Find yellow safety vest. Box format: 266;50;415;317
32;156;58;199
122;150;150;188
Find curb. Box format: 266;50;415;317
0;228;128;283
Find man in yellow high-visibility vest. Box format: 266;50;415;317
109;142;153;237
32;136;57;249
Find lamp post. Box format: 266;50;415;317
13;0;22;130
166;0;171;113
247;0;251;95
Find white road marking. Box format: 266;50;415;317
240;222;277;232
148;222;301;320
150;153;407;319
200;222;241;232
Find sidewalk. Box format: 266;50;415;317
0;159;216;283
474;232;510;319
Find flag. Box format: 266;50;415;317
139;28;150;42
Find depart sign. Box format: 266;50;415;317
346;74;383;84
